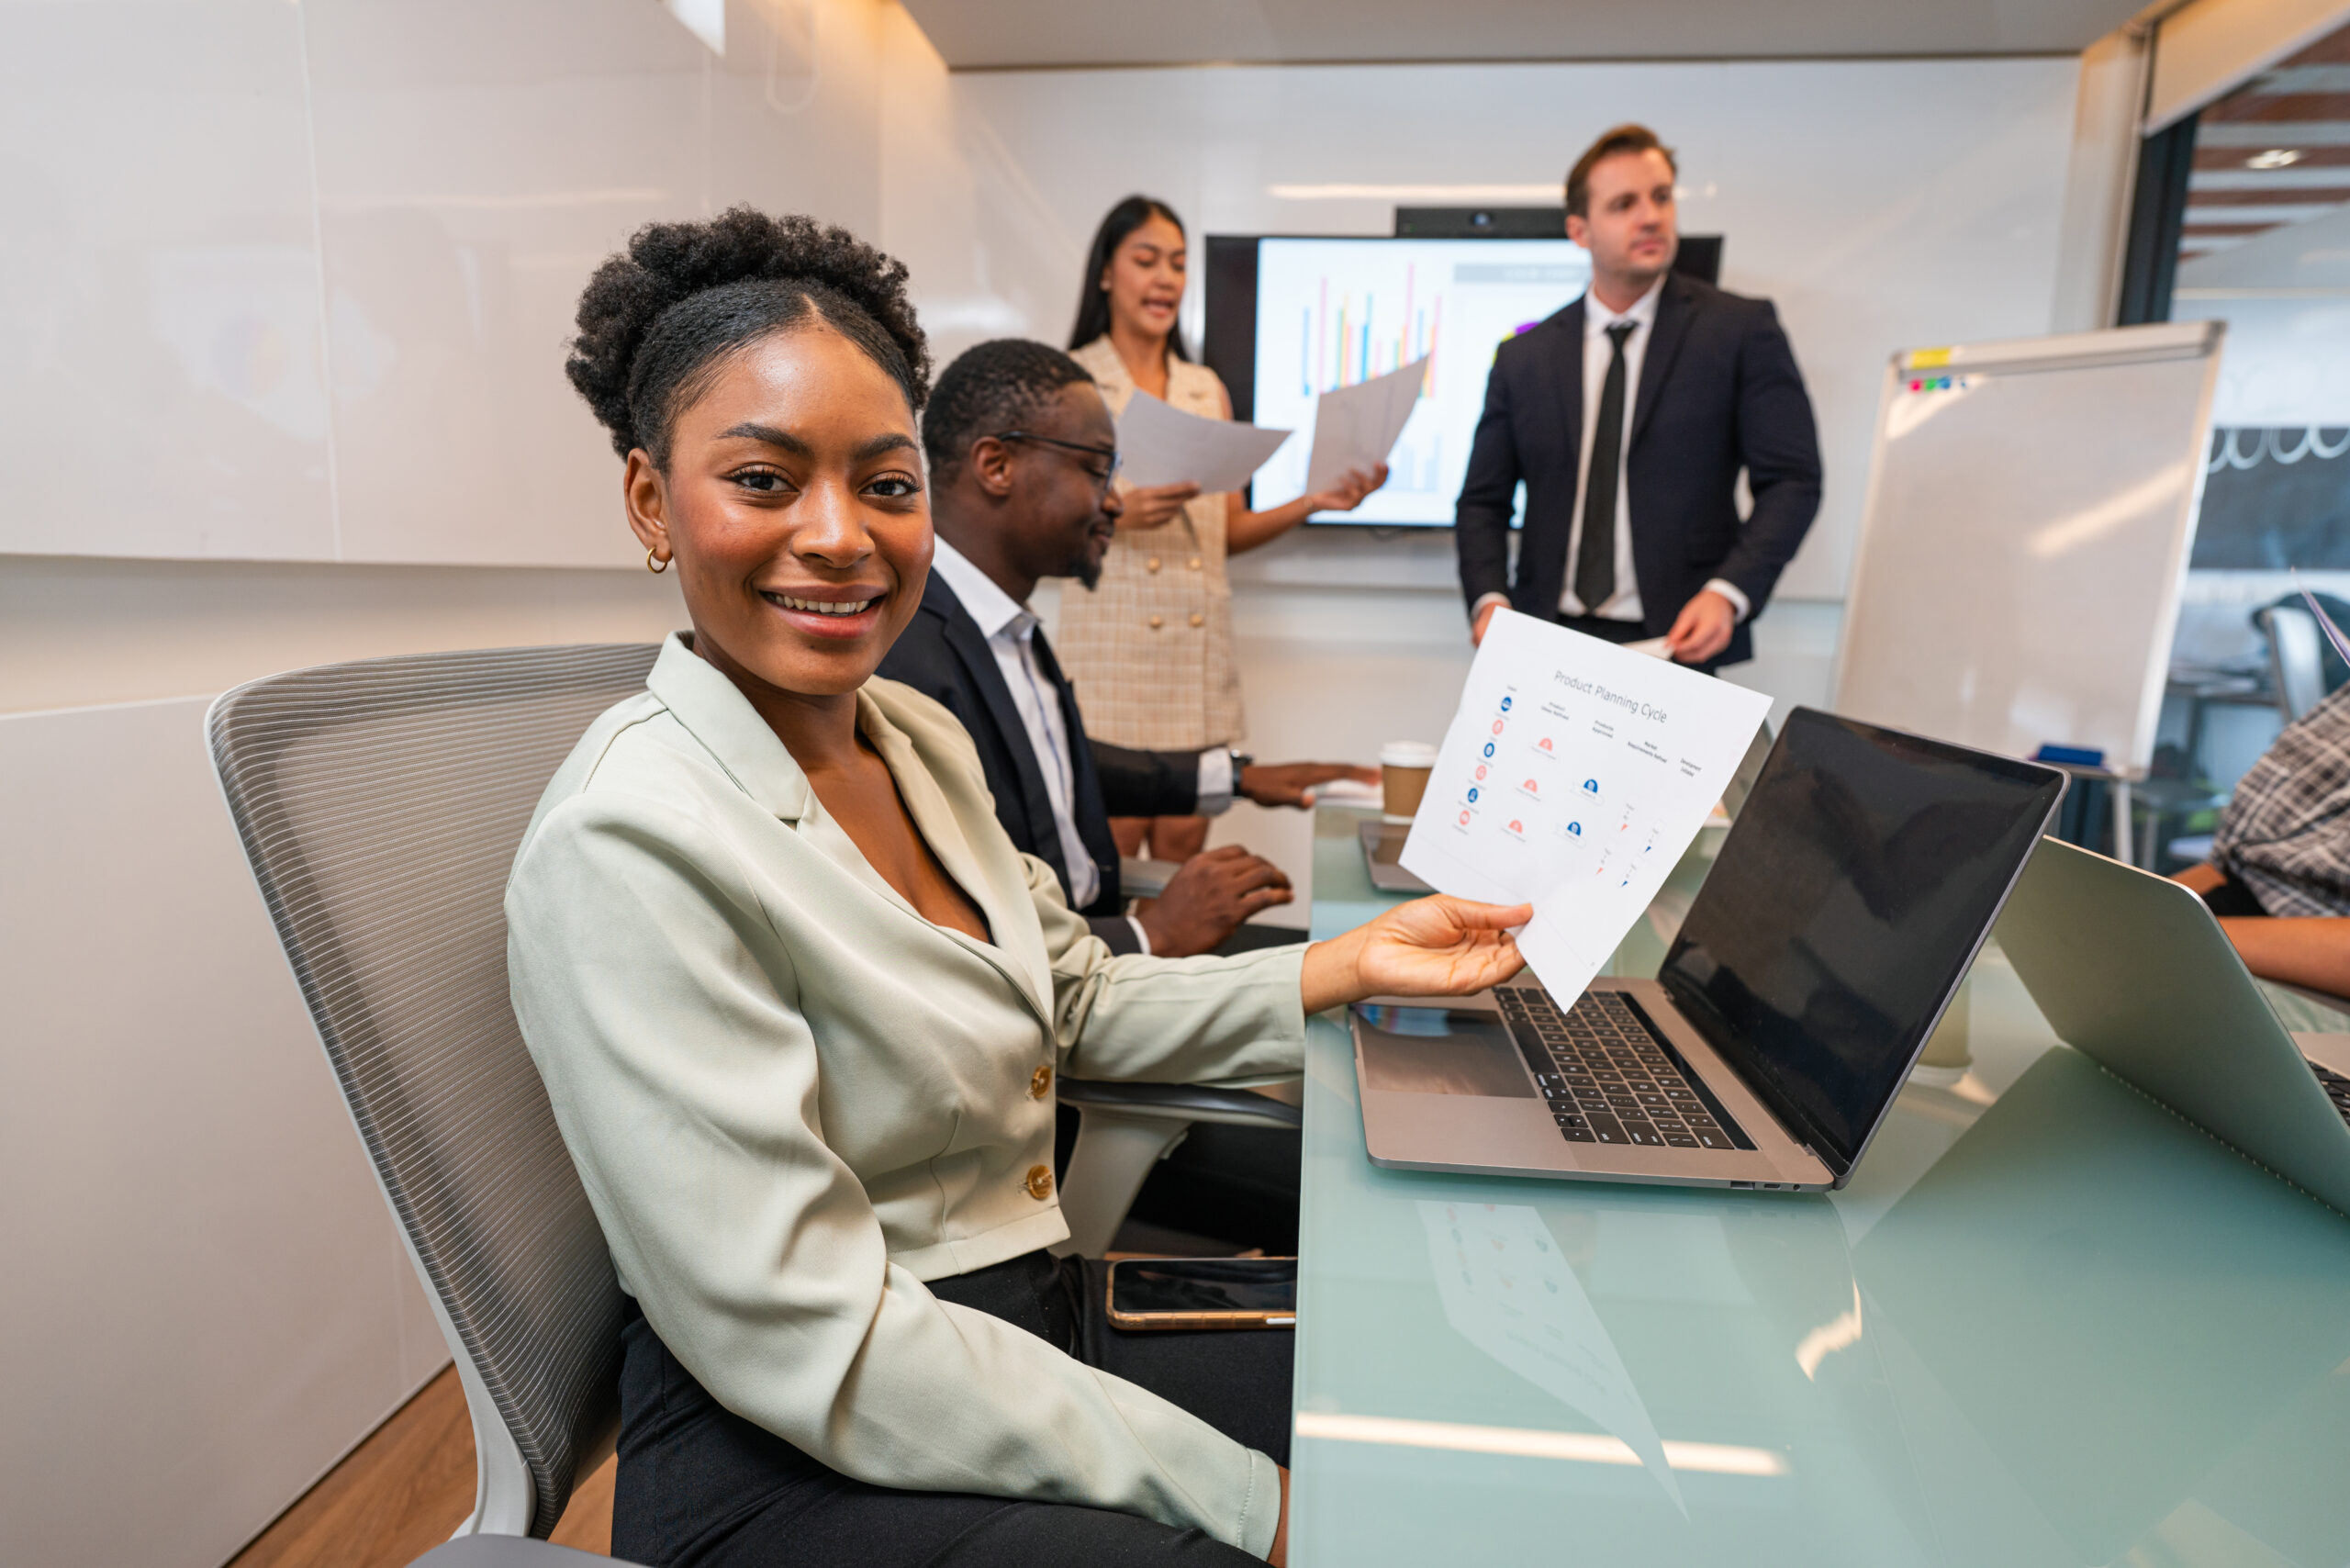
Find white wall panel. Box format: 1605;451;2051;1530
0;0;894;568
304;0;711;569
0;698;446;1568
0;555;685;715
0;1;336;560
705;0;886;241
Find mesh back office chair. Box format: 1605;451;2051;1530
207;644;654;1541
2261;606;2329;723
207;641;1297;1537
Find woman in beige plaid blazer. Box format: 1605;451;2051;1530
1060;196;1386;860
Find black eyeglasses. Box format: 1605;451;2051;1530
997;431;1124;488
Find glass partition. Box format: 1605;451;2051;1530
2137;22;2350;865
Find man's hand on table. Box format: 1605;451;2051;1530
1239;761;1379;809
1132;845;1293;957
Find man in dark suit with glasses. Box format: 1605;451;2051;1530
880;338;1368;958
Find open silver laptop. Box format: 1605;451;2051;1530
1994;836;2350;1216
1350;708;2066;1190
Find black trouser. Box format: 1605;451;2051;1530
612;1250;1293;1567
1063;924;1307;1253
1127;1123;1302;1253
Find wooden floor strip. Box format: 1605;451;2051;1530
227;1366;613;1567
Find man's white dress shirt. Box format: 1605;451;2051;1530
930;542;1102;909
1471;275;1750;630
931;544;1234;953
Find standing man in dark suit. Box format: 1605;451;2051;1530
880;338;1369;958
1455;124;1823;666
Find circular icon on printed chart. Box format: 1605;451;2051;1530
1523;778;1539;794
1483;742;1495;758
1460;810;1472;825
1467;787;1480;802
1564;822;1583;836
1499;696;1512;711
1538;737;1555;752
1492;720;1505;735
1508;820;1524;834
1475;765;1487;780
1583;778;1600;794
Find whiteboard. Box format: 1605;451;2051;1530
1831;322;2222;775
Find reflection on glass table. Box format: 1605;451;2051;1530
1297;805;2350;1566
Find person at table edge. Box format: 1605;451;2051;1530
878;338;1374;959
516;207;1528;1566
1454;122;1823;668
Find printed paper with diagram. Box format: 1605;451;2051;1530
1400;608;1770;1002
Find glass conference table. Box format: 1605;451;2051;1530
1292;805;2350;1567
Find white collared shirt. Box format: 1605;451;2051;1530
929;542;1102;910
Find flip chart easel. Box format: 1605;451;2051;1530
1831;322;2223;863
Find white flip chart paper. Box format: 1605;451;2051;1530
1115;390;1292;492
1401;609;1769;1002
1304;355;1429;494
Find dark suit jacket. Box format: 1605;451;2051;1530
878;572;1199;955
1453;273;1822;667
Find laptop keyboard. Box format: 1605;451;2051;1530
1495;986;1755;1152
2313;1062;2350;1128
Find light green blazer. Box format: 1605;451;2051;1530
506;634;1302;1556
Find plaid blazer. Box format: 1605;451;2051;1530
1054;337;1245;751
2214;681;2350;916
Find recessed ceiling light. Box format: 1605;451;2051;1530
2247;149;2304;169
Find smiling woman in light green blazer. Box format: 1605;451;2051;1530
508;209;1528;1568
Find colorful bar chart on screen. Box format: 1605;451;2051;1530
1249;237;1591;526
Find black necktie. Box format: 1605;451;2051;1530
1576;319;1638;613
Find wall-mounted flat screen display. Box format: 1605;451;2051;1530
1203;235;1591;527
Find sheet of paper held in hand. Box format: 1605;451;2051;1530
1401;608;1772;1002
1115;390;1292;492
1304;355;1430;494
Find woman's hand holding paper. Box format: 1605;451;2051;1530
1300;895;1532;1014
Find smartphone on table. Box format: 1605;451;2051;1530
1105;1256;1297;1330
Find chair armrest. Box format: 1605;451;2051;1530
1120;857;1182;898
1057;1078;1304;1129
410;1539;644;1567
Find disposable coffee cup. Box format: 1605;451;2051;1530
1379;742;1438;823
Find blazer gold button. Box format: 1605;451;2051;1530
1025;1164;1054;1200
1029;1064;1052;1099
1187;556;1202;570
1146;556;1161;572
1148;614;1164;630
1189;612;1205;628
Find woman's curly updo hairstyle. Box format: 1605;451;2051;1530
565;207;931;466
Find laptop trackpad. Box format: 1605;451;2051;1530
1355;1006;1537;1099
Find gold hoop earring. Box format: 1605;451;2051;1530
646;547;670;575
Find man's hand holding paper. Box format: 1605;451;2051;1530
1400;609;1771;1004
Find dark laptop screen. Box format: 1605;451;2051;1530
1660;708;2064;1176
